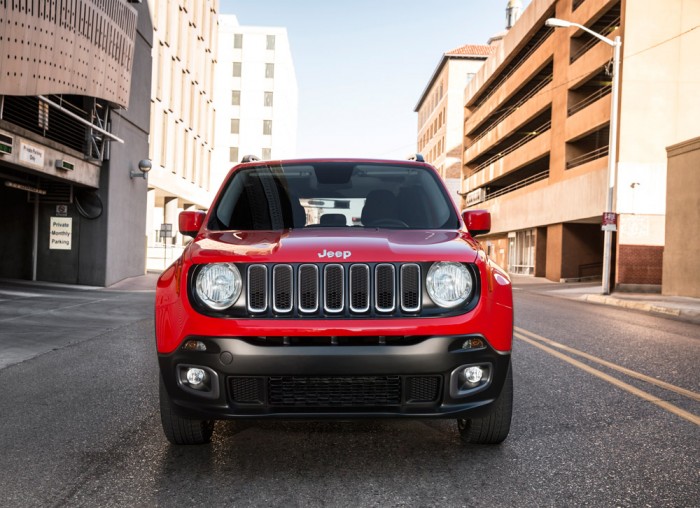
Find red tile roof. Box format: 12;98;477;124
445;44;496;57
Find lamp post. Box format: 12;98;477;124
545;17;621;295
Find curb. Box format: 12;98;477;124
583;294;682;317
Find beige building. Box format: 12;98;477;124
461;0;699;290
146;0;219;267
415;45;493;196
663;137;700;298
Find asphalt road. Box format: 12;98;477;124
0;282;697;507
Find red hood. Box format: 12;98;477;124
186;229;479;264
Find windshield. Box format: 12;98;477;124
209;162;460;231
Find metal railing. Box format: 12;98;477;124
0;95;87;154
484;170;549;201
468;75;553;147
472;28;554;108
570;16;621;63
567;85;611;116
566;145;609;169
472;120;551;174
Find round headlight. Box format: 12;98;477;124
195;263;242;310
426;262;473;308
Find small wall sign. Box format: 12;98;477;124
49;217;72;250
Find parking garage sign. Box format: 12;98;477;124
49;217;72;250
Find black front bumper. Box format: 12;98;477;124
158;334;511;420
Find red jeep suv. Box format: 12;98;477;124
156;157;513;445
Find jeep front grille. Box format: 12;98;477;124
246;263;421;316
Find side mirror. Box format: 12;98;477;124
179;211;206;238
462;210;491;236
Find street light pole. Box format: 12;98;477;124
545;18;621;295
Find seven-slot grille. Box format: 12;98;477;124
246;263;421;315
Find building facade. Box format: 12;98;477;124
461;0;699;288
145;0;219;268
211;15;298;190
415;45;493;196
0;0;152;286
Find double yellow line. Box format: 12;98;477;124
514;326;700;426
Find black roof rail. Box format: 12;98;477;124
407;153;425;162
241;154;261;163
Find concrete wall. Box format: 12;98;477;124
43;1;153;287
663;137;700;297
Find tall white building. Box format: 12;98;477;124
146;0;219;269
212;15;298;190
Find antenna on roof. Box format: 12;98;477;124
407;153;425;162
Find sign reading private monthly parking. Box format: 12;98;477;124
49;217;72;250
20;142;45;168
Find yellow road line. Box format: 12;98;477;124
514;332;700;426
515;326;700;403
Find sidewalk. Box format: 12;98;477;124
105;271;161;292
510;275;700;324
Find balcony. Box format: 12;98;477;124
567;69;611;117
566;91;610;143
570;2;621;63
466;82;553;163
465;30;554;134
467;109;551;172
465;128;552;191
566;125;610;170
0;95;107;157
467;62;553;146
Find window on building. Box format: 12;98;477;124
265;63;274;78
261;148;271;160
230;147;239;163
466;72;476;83
266;35;276;50
234;34;243;48
233;62;242;77
263;120;272;135
232;90;240;105
507;229;535;275
264;91;273;107
231;118;240;134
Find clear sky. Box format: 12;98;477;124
219;1;518;159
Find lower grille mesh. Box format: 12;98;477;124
229;375;442;407
268;376;401;407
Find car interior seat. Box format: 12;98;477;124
361;190;398;226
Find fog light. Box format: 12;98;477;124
186;367;207;387
450;363;492;398
464;366;484;384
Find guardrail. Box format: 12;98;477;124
468;76;553;147
567;85;611;116
570;17;621;63
566;145;609;169
472;120;551;174
485;169;549;201
472;28;554;108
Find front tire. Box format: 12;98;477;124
159;377;214;445
457;362;513;444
